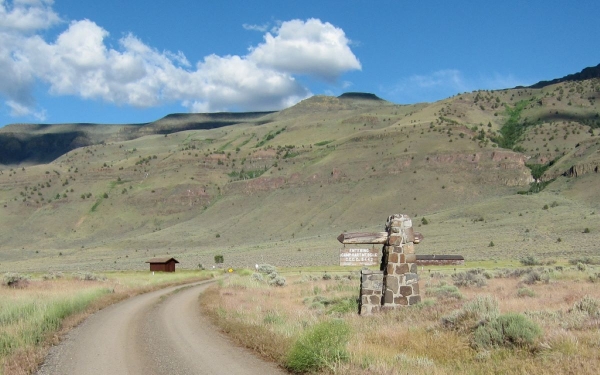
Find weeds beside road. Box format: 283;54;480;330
201;265;600;374
0;270;214;375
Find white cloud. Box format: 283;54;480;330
249;18;361;81
408;69;468;91
0;2;359;119
6;100;45;120
242;22;270;32
0;0;61;32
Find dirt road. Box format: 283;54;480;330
37;280;286;375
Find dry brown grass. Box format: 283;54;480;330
202;269;600;374
0;271;212;375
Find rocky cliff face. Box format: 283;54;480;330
563;162;600;178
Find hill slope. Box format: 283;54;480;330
0;86;599;272
0;112;274;165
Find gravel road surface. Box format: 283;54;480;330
37;280;285;375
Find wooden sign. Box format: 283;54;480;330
337;231;423;244
337;232;388;244
340;248;380;266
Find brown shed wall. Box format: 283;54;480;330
149;260;177;272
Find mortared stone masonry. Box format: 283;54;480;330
359;214;421;315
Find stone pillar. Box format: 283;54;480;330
359;270;384;315
382;214;421;308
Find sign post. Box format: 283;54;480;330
338;214;423;315
339;248;379;266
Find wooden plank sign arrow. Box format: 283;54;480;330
337;232;389;245
337;231;423;245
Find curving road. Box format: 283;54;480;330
37;280;285;375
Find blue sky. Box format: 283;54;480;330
0;0;599;126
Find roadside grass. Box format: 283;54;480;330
0;270;213;375
201;266;600;374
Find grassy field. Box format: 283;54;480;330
0;79;598;373
0;270;214;375
201;265;600;374
0;80;598;273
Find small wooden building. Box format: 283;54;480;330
146;257;179;272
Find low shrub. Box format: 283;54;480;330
521;269;549;285
472;313;542;349
517;287;536;298
255;264;286;287
286;320;350;373
426;283;463;300
452;269;487;287
72;272;106;281
494;268;531;279
569;257;599;265
322;273;332;280
520;256;542;266
572;295;600;318
42;272;64;280
429;271;446;279
442;295;499;332
2;273;29;288
269;276;286;287
257;264;277;275
589;273;600;283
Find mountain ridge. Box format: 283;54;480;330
0;80;599;272
526;63;600;89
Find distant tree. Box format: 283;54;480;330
214;255;224;264
421;217;429;225
103;192;108;199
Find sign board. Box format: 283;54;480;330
340;248;380;266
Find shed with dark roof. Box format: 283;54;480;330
416;255;464;266
146;257;179;272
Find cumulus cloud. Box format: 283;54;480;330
0;1;361;120
249;18;361;81
0;0;61;32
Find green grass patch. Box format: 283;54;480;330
286;320;351;373
327;297;358;314
255;127;286;148
228;167;267;180
217;139;234;152
314;140;334;146
517;179;555;195
493;99;537;150
283;151;300;159
237;135;254;149
0;287;110;358
90;197;103;212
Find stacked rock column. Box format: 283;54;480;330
359;270;384;315
382;214;421;308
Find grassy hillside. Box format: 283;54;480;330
1;82;599;272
